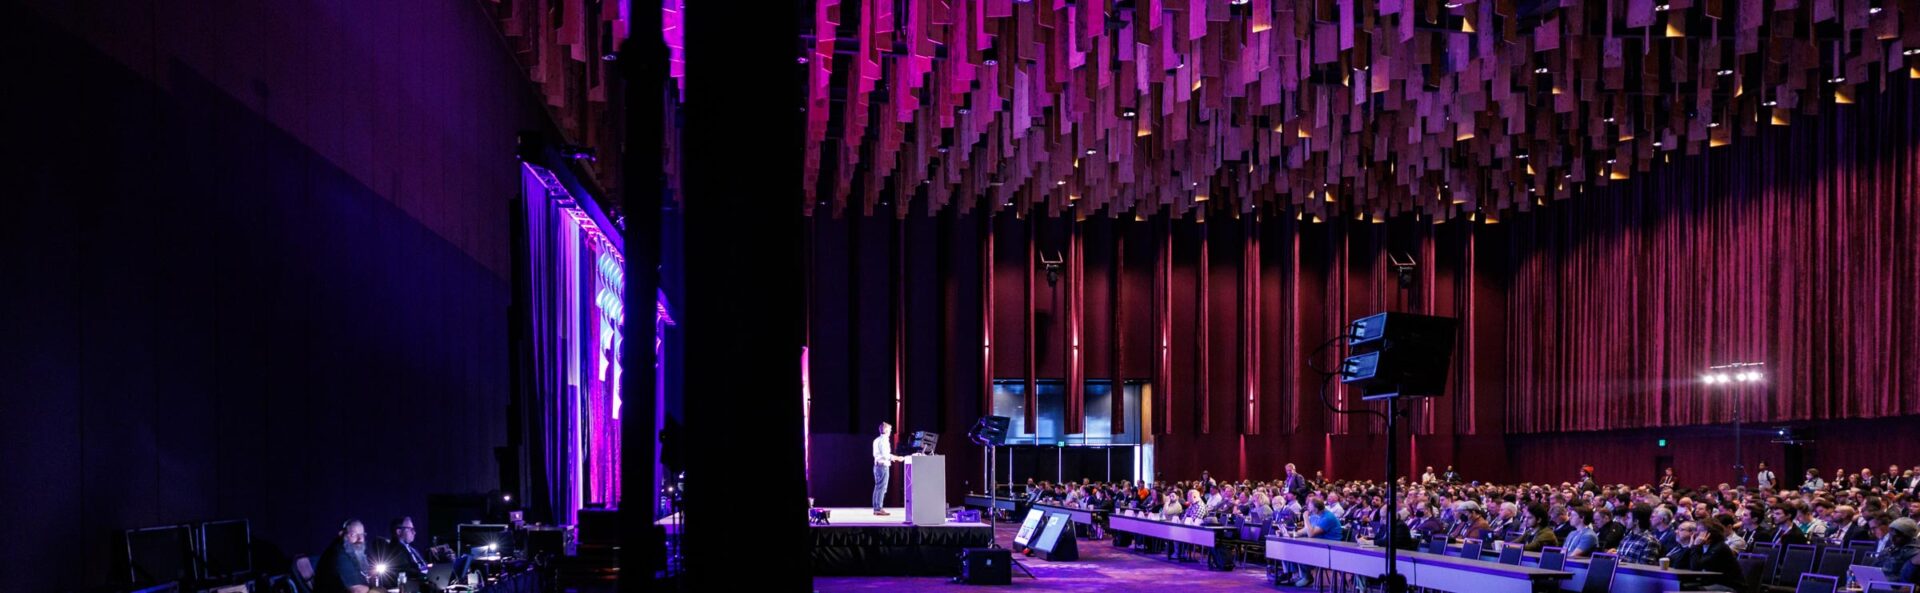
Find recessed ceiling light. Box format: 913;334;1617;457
1534;67;1549;74
1708;122;1721;128
1717;69;1734;76
1516;154;1529;159
1906;49;1920;57
1086;148;1098;155
1828;76;1847;83
1762;100;1778;106
1444;2;1463;7
957;108;971;114
1121;108;1139;119
1653;141;1663;147
1230;0;1250;5
1869;7;1883;14
1603;117;1616;123
1654;3;1671;11
984;58;999;66
1057;180;1067;186
1607;159;1618;164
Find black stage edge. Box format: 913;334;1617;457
675;1;811;592
810;523;995;576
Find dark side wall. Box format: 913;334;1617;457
0;1;553;590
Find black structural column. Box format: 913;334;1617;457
676;2;810;592
619;2;665;590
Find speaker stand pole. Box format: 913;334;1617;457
984;443;1037;579
1382;394;1407;593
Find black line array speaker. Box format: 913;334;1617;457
1339;312;1458;400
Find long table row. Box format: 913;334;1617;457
1268;536;1719;593
1090;512;1718;593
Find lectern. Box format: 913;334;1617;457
904;454;947;526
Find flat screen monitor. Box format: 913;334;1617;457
1032;513;1072;553
1011;509;1046;547
126;525;195;585
456;523;512;555
198;519;252;580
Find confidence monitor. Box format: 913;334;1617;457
198;519;252;581
1340;312;1458;400
125;524;196;585
1010;509;1046;549
1030;513;1079;561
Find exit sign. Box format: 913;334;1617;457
1658;439;1667;447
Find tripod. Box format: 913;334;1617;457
982;443;1037;579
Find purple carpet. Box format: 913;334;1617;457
814;522;1320;592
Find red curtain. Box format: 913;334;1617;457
1503;87;1920;433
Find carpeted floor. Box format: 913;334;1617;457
814;521;1319;593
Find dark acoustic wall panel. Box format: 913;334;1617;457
0;2;552;590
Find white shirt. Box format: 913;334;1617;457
1757;471;1775;488
873;434;892;465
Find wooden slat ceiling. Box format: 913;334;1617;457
803;0;1919;220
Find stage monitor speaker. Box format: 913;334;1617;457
1339;312;1458;400
956;547;1012;585
967;416;1011;446
1030;513;1078;561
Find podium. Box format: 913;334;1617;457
903;454;947;526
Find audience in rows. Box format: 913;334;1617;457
1004;463;1920;584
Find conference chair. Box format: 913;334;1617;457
1751;541;1783;579
1792;573;1838;593
1539;546;1567;571
1813;547;1853;579
1459;539;1484;561
1848;541;1879;565
1426;535;1449;555
1498;545;1525;565
1736;552;1770;593
1767;544;1818;591
290;555;315;593
1581;553;1621;593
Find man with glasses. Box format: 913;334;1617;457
372;517;434;591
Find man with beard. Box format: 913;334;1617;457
314;519;372;593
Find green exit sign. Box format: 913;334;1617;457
1658;439;1667;447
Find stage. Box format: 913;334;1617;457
809;507;995;576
